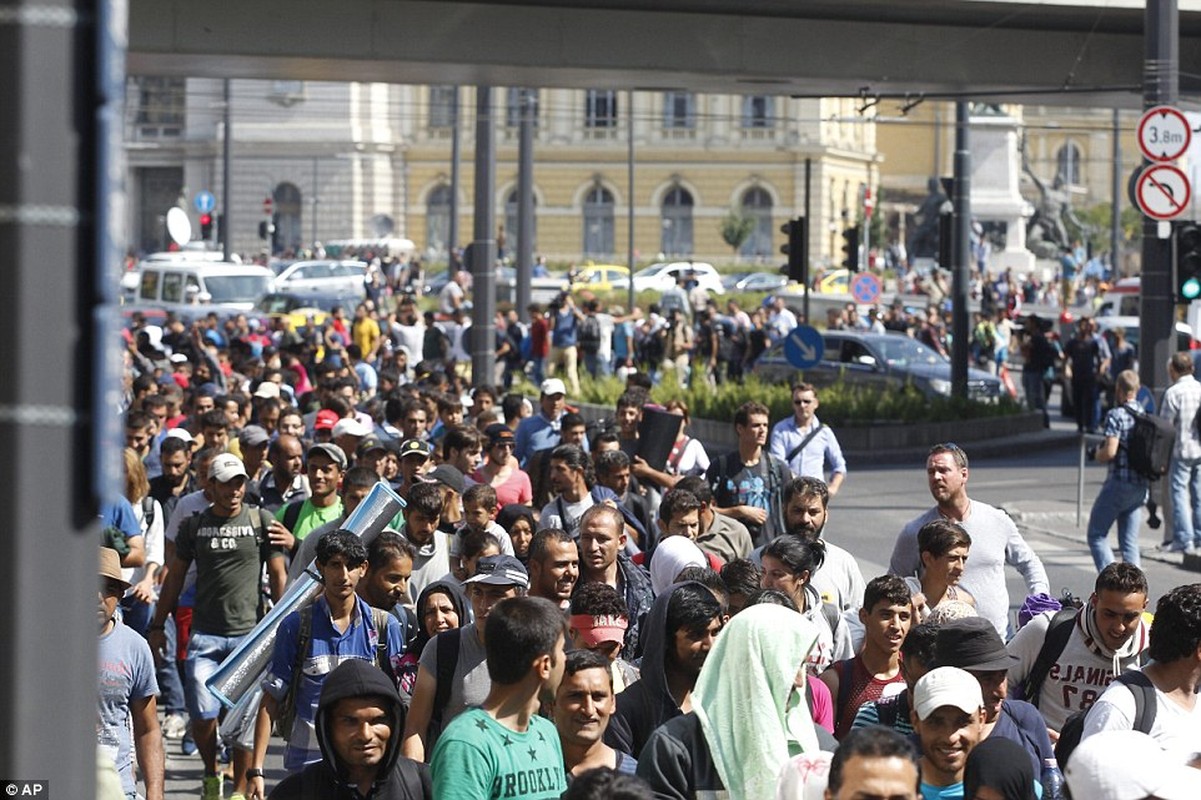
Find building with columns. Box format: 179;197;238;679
124;79;879;268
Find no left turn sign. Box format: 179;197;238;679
1135;164;1191;221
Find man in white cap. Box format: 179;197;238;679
909;666;986;800
514;378;567;468
331;416;372;467
147;453;288;800
1065;730;1201;799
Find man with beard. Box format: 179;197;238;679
553;649;637;778
149;435;197;523
891;443;1048;636
909;667;986;800
604;582;724;760
430;597;568;799
575;505;654;658
258;434;309;512
527;528;579;611
753;477;865;632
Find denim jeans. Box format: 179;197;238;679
1023;368;1047;425
1169;456;1201;549
184;631;245;719
1087;476;1148;570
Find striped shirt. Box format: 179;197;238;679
1161;373;1201;461
1105;401;1148;485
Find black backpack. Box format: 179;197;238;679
1054;670;1157;767
577;314;602;354
1122;406;1175;480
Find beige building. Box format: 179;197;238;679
124;79;879;268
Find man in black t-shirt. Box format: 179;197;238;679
148;453;287;799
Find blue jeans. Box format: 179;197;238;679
1169;456;1201;549
184;631;245;720
1087;476;1148;570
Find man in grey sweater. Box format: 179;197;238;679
890;443;1048;636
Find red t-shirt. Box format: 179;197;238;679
530;318;550;357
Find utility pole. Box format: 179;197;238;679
471;87;497;385
951;102;972;399
1139;0;1178;401
222;79;233;261
1111;109;1122;278
627;89;636;316
516;88;534;321
449;86;461;263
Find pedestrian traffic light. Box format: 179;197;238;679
258;220;273;240
1177;222;1201;302
840;225;860;271
778;218;808;283
199;213;213;240
938;210;954;269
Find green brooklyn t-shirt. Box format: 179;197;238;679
431;708;566;799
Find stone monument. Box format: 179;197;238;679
970;111;1035;274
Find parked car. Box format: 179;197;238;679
620;261;726;295
752;330;1003;401
815;268;853;294
273;260;368;298
724;271;789;293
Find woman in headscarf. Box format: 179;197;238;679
496;503;535;564
636;604;832;800
649;536;708;595
963;737;1039;800
395;580;470;697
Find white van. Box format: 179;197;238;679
127;260;274;316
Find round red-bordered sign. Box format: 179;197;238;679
1137;105;1192;162
1135;164;1191;221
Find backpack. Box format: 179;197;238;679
140;496;156;531
280;499;305;535
275;604;394;742
1018;607;1079;706
577;314;602;354
1122;406;1175;480
1053;671;1157;767
425;627;463;750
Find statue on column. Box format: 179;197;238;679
907;177;948;261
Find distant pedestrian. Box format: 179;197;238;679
1160;352;1201;553
769;382;847;494
1086;370;1149;570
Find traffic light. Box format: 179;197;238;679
938;210;954;269
778;218;808;283
841;225;860;271
199;213;213;240
1177;223;1201;302
258;220;274;240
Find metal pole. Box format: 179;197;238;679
449;86;461;263
1111;109;1122;278
471;87;497;385
803;157;812;325
951;102;972;399
311;158;318;249
0;1;116;797
516;88;534;322
222;79;233;261
627;90;636;315
1077;434;1087;527
1139;0;1178;402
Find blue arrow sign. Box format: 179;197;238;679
194;190;216;214
851;272;881;304
784;325;824;369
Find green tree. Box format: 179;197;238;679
720;210;756;259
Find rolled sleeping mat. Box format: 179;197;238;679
205;481;405;708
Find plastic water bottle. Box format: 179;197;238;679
1042;758;1065;800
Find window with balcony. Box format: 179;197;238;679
740;187;774;258
663;92;696;136
429;86;457;131
132;77;185;138
741;95;776;130
1056;143;1082;186
585;90;619;134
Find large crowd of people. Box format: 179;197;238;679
96;292;1201;800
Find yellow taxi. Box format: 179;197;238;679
570;264;630;294
816;268;853;294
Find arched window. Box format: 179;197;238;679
1056;143;1081;186
426;185;453;255
504;189;537;252
272;182;302;255
740;187;773;258
582;186;615;257
660;186;694;256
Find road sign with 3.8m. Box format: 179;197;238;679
1138;105;1191;162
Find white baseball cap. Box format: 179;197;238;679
912;667;984;721
1065;731;1201;800
208;453;249;483
540;378;566;397
331;417;371;439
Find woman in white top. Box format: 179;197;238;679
121;447;164;634
632;399;711;491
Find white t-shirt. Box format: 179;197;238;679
671;438;710;477
538;496;594;535
439;280;465;315
1081;670;1201;763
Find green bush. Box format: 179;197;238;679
568;372;1023;426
